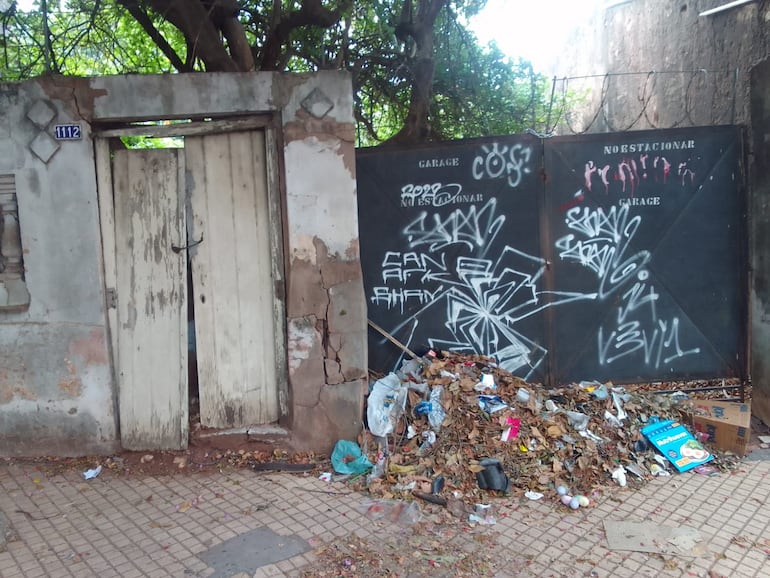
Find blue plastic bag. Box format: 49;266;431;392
331;440;372;475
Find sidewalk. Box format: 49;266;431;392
1;454;769;577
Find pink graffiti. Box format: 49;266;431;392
585;155;676;195
616;158;638;196
585;161;611;193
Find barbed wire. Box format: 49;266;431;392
541;68;741;137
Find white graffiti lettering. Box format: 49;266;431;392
381;251;449;284
370;190;701;377
472;143;532;188
555;204;651;298
400;182;481;207
617;279;658;325
678;161;696;186
557;204;700;369
370;286;445;313
598;316;701;367
403;198;505;255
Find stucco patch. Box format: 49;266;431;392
337;332;368;383
319;256;363;287
286;236;366;395
287;258;328;318
285;139;358;259
0;354;28;405
287;316;323;374
345;238;360;260
58;359;83;398
327;281;366;335
35;76;105;121
0;383;36;404
324;358;345;385
291;236;319;265
68;327;108;366
290;379;365;452
283;109;355;145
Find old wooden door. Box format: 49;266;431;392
186;131;284;428
106;148;188;450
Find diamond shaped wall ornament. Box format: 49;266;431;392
29;132;60;163
26;99;57;129
301;88;334;119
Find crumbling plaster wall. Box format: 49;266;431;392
0;71;366;456
551;0;770;424
277;76;368;450
0;80;117;456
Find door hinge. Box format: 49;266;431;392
106;288;117;309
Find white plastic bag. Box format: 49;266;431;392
367;373;408;437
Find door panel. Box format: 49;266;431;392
186;131;280;427
112;149;188;450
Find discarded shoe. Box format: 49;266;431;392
476;458;510;493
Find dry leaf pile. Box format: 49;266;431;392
300;523;502;577
360;351;736;504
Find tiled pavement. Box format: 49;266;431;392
1;458;769;577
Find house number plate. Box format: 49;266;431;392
54;124;82;140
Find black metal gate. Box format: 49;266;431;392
357;126;746;385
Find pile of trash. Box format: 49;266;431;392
336;351;736;508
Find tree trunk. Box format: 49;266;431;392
130;0;243;72
387;0;448;144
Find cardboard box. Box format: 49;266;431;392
688;399;751;457
641;419;713;472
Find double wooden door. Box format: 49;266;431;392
97;129;285;450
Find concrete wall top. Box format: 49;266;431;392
86;71;354;126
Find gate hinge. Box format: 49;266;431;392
106;288;117;309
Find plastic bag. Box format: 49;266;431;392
331;440;372;475
427;386;446;429
366;373;408;437
357;499;421;525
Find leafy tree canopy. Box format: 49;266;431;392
1;0;557;144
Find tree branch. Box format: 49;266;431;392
204;0;255;71
119;0;188;72
130;0;240;72
386;0;449;144
260;0;352;70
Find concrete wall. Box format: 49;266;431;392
750;60;770;425
550;0;770;424
0;80;118;456
0;72;367;456
551;0;769;133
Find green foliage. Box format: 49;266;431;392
120;135;182;149
426;13;551;140
0;1;558;143
0;0;184;79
